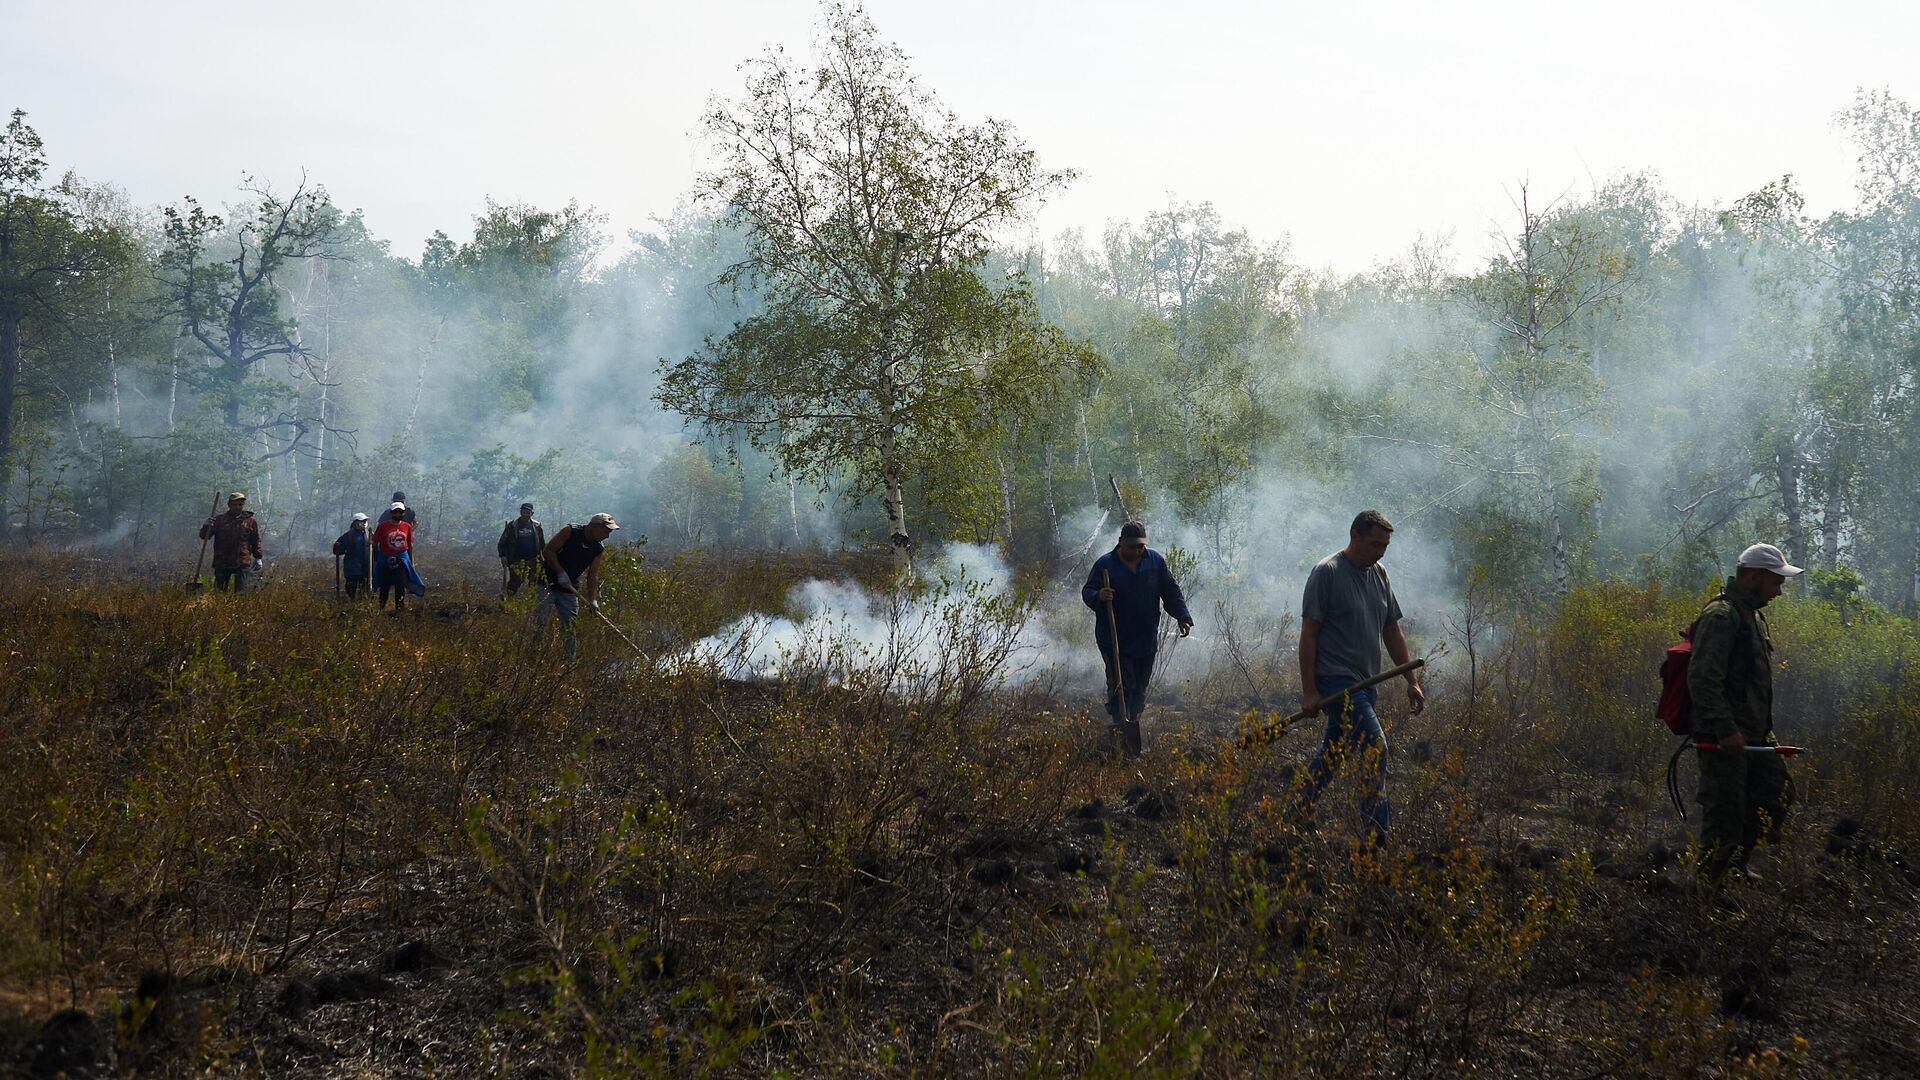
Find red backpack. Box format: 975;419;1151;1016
1656;595;1752;735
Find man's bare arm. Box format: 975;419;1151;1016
584;552;604;606
1382;620;1426;714
542;527;571;586
1299;618;1322;714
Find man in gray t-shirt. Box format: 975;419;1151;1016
1303;548;1404;682
1293;509;1425;843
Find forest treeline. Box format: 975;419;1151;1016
5;6;1920;609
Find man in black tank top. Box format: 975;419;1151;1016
537;513;619;659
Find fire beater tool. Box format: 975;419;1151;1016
1239;658;1427;749
186;489;220;592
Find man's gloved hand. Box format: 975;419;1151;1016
553;571;574;594
255;558;267;574
588;599;600;613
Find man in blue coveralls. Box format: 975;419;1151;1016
1082;521;1194;758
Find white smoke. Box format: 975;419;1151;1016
677;543;1073;689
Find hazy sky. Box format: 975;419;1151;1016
9;0;1915;271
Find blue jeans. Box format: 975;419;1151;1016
1296;676;1390;841
537;590;581;659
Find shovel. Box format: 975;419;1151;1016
186;489;220;591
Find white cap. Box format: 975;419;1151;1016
389;501;407;512
1737;543;1804;578
587;512;620;530
351;512;368;522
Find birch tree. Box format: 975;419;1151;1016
656;3;1087;576
0;110;129;531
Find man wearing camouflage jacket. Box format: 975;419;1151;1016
1687;542;1803;883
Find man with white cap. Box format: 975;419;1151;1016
1687;542;1804;882
371;501;424;611
331;512;373;600
538;512;619;659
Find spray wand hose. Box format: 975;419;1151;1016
1667;740;1806;818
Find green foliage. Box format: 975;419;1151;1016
656;4;1092;567
157;178;344;447
0;109;139;532
650;443;742;546
1805;566;1865;606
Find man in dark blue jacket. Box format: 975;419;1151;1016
1081;521;1194;758
331;513;372;600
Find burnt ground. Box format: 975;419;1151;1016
6;712;1916;1078
4;559;1919;1076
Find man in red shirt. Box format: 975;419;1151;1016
370;502;419;611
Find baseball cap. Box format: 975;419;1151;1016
587;512;620;530
351;512;368;522
520;502;534;511
1737;543;1804;578
228;491;247;501
389;501;407;512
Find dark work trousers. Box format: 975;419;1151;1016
502;559;541;596
1697;743;1794;881
214;567;249;592
344;576;368;600
1101;646;1155;757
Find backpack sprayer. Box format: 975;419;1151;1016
1657;595;1808;817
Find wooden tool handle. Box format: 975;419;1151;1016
1240;658;1427;748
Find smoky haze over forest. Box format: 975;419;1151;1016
6;2;1920;629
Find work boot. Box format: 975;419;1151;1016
1108;718;1143;760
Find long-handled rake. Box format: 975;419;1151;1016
595;606;655;663
186;489;220;592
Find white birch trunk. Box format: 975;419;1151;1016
104;281;122;430
789;473;803;545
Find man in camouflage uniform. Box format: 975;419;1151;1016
1687;542;1802;883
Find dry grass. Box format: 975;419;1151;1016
1;553;1917;1077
